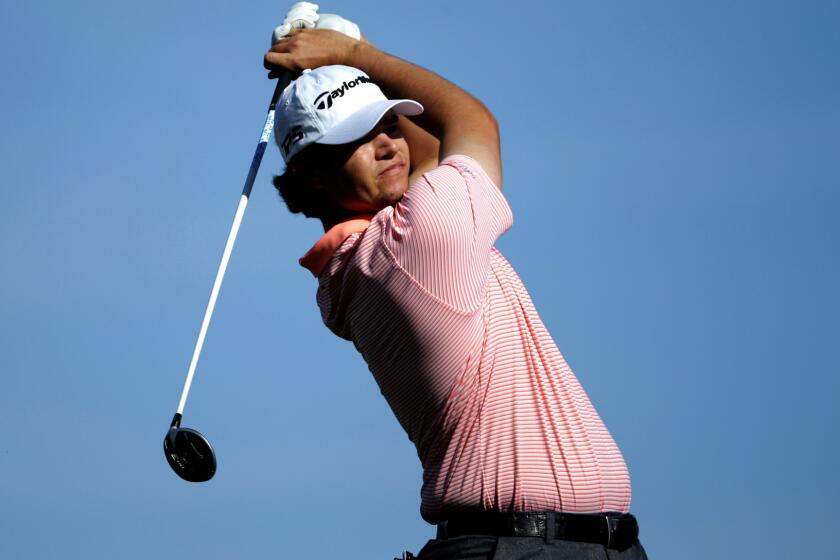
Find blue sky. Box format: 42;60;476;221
1;1;838;558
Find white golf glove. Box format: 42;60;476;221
314;13;361;40
272;2;361;45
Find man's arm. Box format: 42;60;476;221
398;114;440;183
265;29;502;188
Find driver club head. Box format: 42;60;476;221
163;414;216;482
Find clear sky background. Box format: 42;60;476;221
1;1;837;558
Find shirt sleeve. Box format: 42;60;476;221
381;154;514;311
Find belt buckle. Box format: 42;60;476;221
510;512;541;537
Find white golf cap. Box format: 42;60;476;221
274;65;423;163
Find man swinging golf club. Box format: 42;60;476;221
265;4;647;559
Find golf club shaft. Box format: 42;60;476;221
176;73;292;415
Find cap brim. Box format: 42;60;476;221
317;99;424;145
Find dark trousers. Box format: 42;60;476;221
416;535;648;560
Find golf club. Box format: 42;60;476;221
164;70;294;482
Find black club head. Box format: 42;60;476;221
163;415;216;482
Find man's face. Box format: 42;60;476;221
299;111;411;214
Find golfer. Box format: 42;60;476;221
265;7;647;559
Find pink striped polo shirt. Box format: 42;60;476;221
300;155;631;523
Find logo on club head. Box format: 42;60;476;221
314;92;333;110
281;126;304;156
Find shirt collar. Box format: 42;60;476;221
299;215;374;277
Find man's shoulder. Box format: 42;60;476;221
420;155;500;194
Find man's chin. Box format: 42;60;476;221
379;176;409;206
383;190;408;208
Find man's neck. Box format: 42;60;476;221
321;208;366;232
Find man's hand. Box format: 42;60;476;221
272;2;320;45
265;29;361;75
272;3;362;45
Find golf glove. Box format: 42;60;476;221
272;2;361;45
313;14;361;40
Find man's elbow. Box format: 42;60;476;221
477;101;500;142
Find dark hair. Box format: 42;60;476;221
271;170;327;220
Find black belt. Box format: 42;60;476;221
436;511;639;551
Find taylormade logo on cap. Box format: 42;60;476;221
274;65;423;163
313;75;373;110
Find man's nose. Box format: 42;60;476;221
374;134;398;159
